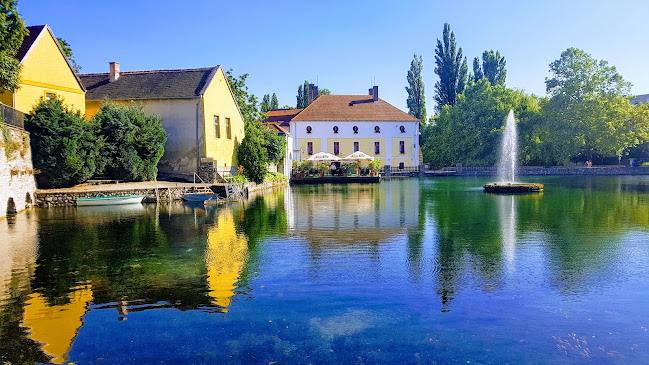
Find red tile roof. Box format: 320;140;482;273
292;95;418;122
263;108;303;126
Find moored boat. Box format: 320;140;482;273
76;195;144;206
181;193;219;203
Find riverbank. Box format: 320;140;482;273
34;180;288;206
423;165;649;177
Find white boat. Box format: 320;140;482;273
76;195;144;206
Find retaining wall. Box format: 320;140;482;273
0;125;37;218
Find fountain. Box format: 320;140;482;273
483;110;543;193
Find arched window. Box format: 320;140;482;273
353;126;359;134
400;125;406;133
374;126;380;133
306;126;312;133
333;126;339;134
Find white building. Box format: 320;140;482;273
289;87;420;169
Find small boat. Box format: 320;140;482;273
181;193;219;203
76;195;144;206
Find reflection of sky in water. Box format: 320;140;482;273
1;177;649;363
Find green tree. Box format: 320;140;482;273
406;53;426;122
318;88;331;96
226;68;261;123
93;102;167;181
296;84;304;108
434;23;467;112
238;120;286;183
0;0;28;92
260;94;271;112
25;97;101;188
473;50;506;86
56;37;82;73
303;80;310;107
270;93;279;109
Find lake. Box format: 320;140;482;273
1;177;649;363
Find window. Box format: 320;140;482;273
400;125;406;133
307;142;313;155
399;162;405;169
353;141;359;152
333;126;339;134
306;126;312;133
44;92;56;101
374;142;380;155
225;118;232;139
214;116;220;138
399;140;405;154
333;141;340;155
374;125;380;133
353;126;358;134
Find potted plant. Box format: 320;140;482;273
297;160;312;178
350;161;361;175
317;163;329;177
368;159;382;177
292;160;298;177
341;162;352;177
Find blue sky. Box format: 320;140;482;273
18;0;649;113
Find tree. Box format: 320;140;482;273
238;120;286;183
296;84;304;108
302;80;309;108
25;96;101;188
406;53;426;122
473;50;506;86
318;89;331;96
270;93;279;109
56;37;81;73
261;94;271;112
93;102;167;181
434;23;467;113
0;0;28;92
226;68;261;123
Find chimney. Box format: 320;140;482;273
109;62;120;82
308;83;319;104
369;86;378;102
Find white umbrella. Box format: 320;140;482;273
306;152;342;161
343;151;374;161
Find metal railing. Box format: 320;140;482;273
382;165;420;174
0;103;25;129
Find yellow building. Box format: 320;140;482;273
79;64;245;180
0;25;86;114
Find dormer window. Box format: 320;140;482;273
374;126;380;133
333;126;339;134
353;126;358;134
400;125;406;133
306;126;312;134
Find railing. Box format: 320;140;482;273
382;166;420;174
0;103;25;129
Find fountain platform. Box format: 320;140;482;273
483;182;544;194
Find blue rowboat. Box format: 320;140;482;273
76;195;144;206
181;193;219;203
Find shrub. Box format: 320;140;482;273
226;174;249;183
264;171;287;182
297;160;313;173
25;97;101;188
93;102;167;181
368;159;383;172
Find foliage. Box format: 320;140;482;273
368;159;383;172
270;93;279;109
0;0;28;92
317;163;329;173
56;37;81;73
296;84;304;108
406;53;426;122
341;162;353;173
1;123;23;159
226;174;249;183
260;94;271;112
25;97;101;188
318;89;331;96
472;50;506;86
93;102;167;181
297;160;312;173
264;171;287;182
239;120;287;183
434;23;467;112
226;68;261;123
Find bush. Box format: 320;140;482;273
226;174;249;183
368;159;382;172
25;97;101;188
93;102;167;181
297;160;313;173
238;120;287;183
264;171;287;182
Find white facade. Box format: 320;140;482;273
289;120;420;167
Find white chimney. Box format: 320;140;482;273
109;62;120;82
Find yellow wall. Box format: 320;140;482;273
11;27;85;114
391;137;413;157
202;67;245;171
85;100;102;117
0;91;12;106
298;138;322;160
391;158;414;167
325;138;386;158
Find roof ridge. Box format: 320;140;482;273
79;66;218;76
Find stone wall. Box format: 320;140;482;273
0;125;37;218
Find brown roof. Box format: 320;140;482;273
292;94;418;122
263;122;289;134
79;67;219;100
263;108;303;126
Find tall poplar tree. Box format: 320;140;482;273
297;84;304;108
0;0;28;92
270;93;278;109
406;53;426;122
473;50;506;85
303;80;310;108
261;94;271;112
434;23;467;112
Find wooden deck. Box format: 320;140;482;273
290;176;380;184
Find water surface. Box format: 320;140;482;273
1;177;649;363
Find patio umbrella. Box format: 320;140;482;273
306;152;342;161
343;151;374;161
